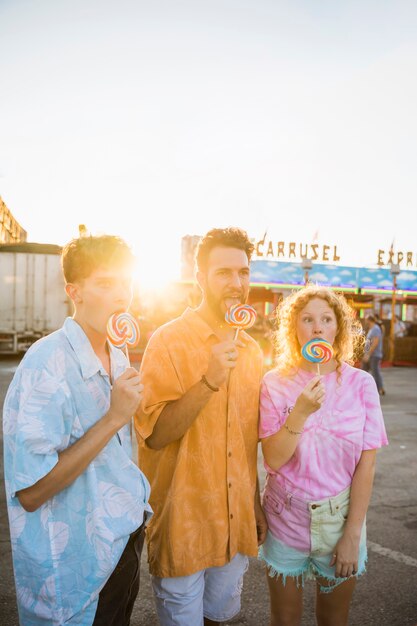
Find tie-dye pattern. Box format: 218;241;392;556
259;363;388;547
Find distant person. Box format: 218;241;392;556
3;235;151;625
374;313;386;339
394;315;407;338
259;286;388;626
135;227;267;626
362;314;385;396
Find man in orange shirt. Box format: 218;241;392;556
135;227;267;626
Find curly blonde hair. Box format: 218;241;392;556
274;285;365;377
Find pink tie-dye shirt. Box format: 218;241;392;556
259;363;388;501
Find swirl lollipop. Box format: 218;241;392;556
107;312;140;361
301;338;334;374
225;304;257;340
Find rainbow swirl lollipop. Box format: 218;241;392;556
225;304;257;339
107;312;140;350
301;338;334;373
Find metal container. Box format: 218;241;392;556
0;243;70;353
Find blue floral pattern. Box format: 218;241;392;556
3;318;151;625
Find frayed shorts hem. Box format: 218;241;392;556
259;552;367;594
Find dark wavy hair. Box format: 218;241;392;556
196;227;254;271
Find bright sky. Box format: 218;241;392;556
1;0;417;288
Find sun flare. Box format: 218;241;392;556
131;250;182;295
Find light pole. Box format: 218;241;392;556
301;257;313;286
388;263;400;364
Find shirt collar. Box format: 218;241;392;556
62;317;123;380
181;308;218;343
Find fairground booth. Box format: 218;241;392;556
179;235;417;367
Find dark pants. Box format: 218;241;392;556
92;522;146;626
369;355;384;393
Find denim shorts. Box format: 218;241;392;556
259;484;367;593
151;553;249;625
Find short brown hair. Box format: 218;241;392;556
196;227;254;271
61;235;134;283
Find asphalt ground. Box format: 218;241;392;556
1;358;417;626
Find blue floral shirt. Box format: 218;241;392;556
3;318;152;625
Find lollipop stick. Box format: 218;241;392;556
317;363;320;375
124;345;131;366
123;344;135;443
233;328;240;342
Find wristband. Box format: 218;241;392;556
201;375;220;392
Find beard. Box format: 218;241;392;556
205;284;248;322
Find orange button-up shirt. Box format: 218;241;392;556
135;308;263;578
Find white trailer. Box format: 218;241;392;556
0;243;71;354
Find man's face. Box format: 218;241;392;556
198;246;250;321
67;266;133;333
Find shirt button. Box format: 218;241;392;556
228;451;232;457
311;504;319;509
230;513;233;519
228;482;232;488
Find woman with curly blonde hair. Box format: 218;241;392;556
275;286;364;378
259;286;388;626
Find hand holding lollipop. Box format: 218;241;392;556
225;303;257;340
301;338;334;374
107;312;140;363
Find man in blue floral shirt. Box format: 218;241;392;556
3;235;151;625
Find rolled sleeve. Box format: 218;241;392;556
135;334;183;441
6;369;69;497
259;375;286;439
362;374;389;450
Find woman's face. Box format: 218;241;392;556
296;297;338;349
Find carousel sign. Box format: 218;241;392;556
254;240;341;263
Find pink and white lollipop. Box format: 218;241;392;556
225;303;257;340
107;312;140;357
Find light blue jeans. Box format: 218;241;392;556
151;553;249;625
